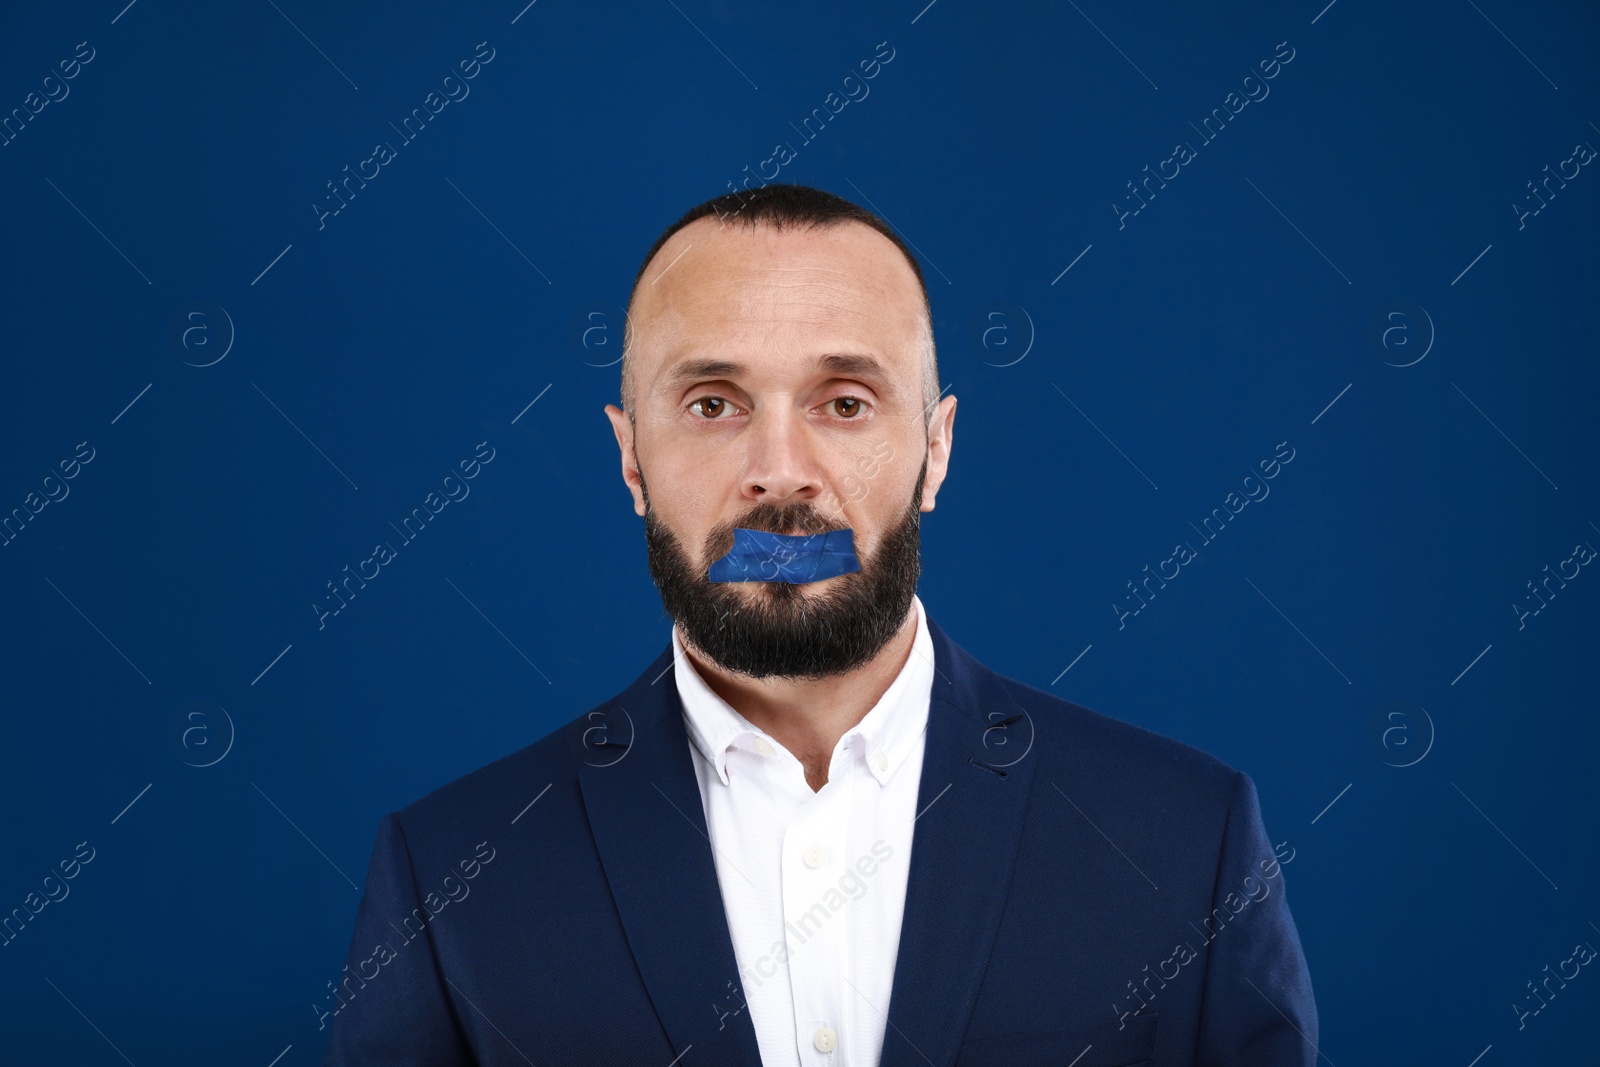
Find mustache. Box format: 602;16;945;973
703;503;844;563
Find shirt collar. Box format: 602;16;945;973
674;593;934;789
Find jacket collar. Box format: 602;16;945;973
673;592;935;789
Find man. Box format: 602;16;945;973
321;183;1318;1066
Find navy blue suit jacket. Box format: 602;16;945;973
321;614;1317;1066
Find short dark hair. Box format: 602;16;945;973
620;183;938;422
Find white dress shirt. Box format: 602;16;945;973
674;593;936;1067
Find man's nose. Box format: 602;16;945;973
738;408;822;506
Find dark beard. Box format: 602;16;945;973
641;454;926;680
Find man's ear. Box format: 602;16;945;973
604;404;648;516
919;394;957;512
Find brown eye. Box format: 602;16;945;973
832;397;865;418
691;396;730;419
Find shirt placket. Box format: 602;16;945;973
781;754;854;1064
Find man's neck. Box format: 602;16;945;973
679;603;919;792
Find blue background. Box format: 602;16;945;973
1;0;1596;1062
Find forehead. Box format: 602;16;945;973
628;216;925;391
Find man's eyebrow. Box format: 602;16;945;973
658;352;895;394
659;358;743;393
816;352;890;383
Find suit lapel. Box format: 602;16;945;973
578;642;765;1066
877;617;1042;1067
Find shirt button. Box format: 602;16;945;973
802;843;828;868
753;737;774;757
874;751;888;772
813;1025;838;1052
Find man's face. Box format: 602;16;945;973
604;216;957;679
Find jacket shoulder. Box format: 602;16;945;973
981;661;1242;796
390;698;619;843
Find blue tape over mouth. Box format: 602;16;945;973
707;527;861;584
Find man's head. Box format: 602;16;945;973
603;183;957;680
